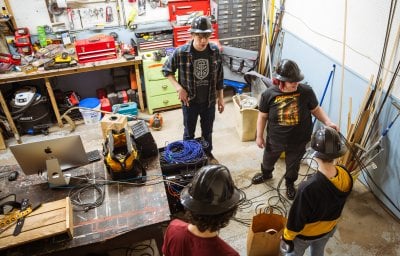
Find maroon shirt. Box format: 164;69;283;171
162;219;239;256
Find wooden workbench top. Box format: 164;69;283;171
0;156;170;255
0;56;142;84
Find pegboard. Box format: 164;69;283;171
7;0;51;33
6;0;124;34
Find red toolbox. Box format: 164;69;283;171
168;0;210;21
168;0;218;47
173;23;218;47
75;35;117;63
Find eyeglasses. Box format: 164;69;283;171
194;33;212;39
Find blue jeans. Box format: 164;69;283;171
286;228;336;256
182;103;215;154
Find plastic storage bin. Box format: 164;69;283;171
79;98;101;125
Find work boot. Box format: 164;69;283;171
286;182;296;200
206;152;219;165
251;173;273;184
251;165;273;184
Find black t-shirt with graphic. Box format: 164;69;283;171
259;84;319;145
191;45;212;104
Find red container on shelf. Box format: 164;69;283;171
173;23;218;47
100;98;112;113
168;0;210;21
75;35;117;63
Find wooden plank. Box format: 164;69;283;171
44;77;63;127
0;197;72;249
0;58;142;85
0;131;5;150
0;90;21;143
135;62;145;112
347;97;352;134
3;0;17;29
66;197;73;237
0;208;66;237
0;222;70;249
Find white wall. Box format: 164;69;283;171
275;0;400;219
280;0;400;98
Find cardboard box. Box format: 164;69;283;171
100;114;128;139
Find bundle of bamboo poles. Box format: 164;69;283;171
339;75;377;175
340;20;400;176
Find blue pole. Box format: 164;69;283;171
313;64;336;126
320;64;336;106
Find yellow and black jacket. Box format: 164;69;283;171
284;165;353;241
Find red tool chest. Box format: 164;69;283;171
168;0;219;47
168;0;210;21
75;35;117;63
173;23;218;47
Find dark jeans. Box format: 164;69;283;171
262;139;307;183
182;103;215;154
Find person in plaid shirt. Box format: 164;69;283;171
162;16;224;164
251;59;338;200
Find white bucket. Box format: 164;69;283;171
79;98;101;125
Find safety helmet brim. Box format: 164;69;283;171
189;28;214;33
314;145;347;160
180;186;240;215
180;164;241;215
273;72;304;82
273;59;305;82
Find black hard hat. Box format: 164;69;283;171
311;126;347;160
180;164;240;215
273;59;304;82
189;16;213;33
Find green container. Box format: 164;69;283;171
37;26;47;47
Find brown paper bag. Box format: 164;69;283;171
247;208;287;256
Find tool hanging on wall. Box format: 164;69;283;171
138;0;146;16
48;0;65;16
106;5;113;22
115;0;121;26
77;9;84;28
149;0;160;9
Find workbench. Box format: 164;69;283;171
0;57;144;145
0;156;171;255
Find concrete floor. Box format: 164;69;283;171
1;96;399;256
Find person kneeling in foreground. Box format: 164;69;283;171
162;164;241;256
281;126;353;256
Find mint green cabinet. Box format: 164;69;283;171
143;58;181;114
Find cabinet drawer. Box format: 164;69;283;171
147;93;181;114
147;80;177;96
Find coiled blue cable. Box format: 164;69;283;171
164;140;204;164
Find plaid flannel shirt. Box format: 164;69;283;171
162;41;224;106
